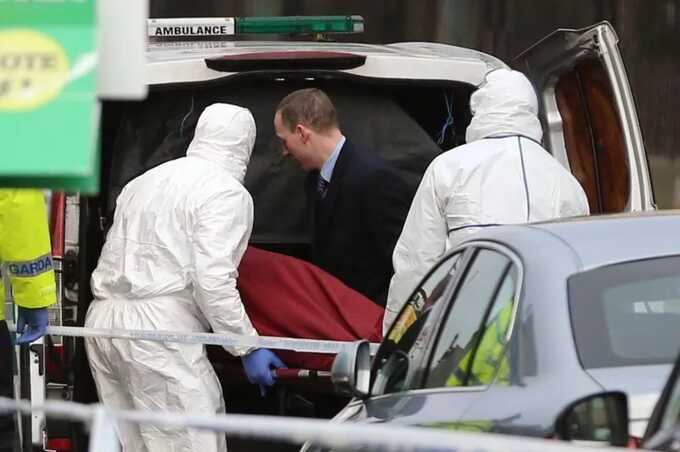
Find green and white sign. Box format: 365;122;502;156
0;0;99;192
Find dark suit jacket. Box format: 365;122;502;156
306;140;412;306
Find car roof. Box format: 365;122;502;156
145;40;507;86
472;211;680;273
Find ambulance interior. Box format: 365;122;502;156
71;76;474;430
97;77;474;260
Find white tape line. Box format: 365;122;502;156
0;397;622;452
8;324;380;355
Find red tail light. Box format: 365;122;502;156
205;51;366;72
627;436;642;448
47;438;73;452
50;191;65;258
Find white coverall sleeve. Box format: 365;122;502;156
384;164;448;334
191;188;258;356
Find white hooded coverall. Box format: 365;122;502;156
384;69;590;333
85;104;258;452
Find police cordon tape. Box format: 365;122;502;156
0;397;627;452
7;324;380;355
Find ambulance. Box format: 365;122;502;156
37;16;653;451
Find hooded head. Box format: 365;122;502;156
186;103;256;183
465;69;543;144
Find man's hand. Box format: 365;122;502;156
241;348;286;396
16;306;49;345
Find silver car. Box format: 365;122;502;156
324;212;680;450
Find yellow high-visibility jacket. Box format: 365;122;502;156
446;302;512;387
0;189;56;320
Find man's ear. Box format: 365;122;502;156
296;124;311;144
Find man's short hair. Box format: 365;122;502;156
276;88;339;133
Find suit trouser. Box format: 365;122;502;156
0;320;17;452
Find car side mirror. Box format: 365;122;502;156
555;391;630;447
331;340;370;399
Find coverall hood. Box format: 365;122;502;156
465;69;543;144
186;103;256;183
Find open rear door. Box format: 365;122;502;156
514;21;654;213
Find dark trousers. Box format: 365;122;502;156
0;320;17;452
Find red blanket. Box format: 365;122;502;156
237;246;383;370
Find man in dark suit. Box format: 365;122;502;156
274;88;411;306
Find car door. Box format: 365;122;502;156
361;244;521;428
357;249;466;425
415;244;523;434
514;21;654;214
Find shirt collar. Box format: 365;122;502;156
320;135;345;183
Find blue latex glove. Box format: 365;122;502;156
16;306;49;345
241;348;286;396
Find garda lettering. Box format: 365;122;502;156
155;25;229;37
8;255;53;277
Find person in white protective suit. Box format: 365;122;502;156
85;103;285;452
383;69;590;333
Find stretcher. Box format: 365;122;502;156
211;246;385;416
235;246;383;371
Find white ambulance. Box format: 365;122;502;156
37;16;653;451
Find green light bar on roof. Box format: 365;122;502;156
236;15;364;34
148;15;364;39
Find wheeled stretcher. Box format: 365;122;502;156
209;246;384;417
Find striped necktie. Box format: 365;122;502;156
317;176;329;199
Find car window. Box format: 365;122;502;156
425;249;516;389
371;251;463;396
569;255;680;368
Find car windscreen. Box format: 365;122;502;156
568;255;680;369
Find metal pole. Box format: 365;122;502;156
19;345;31;452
